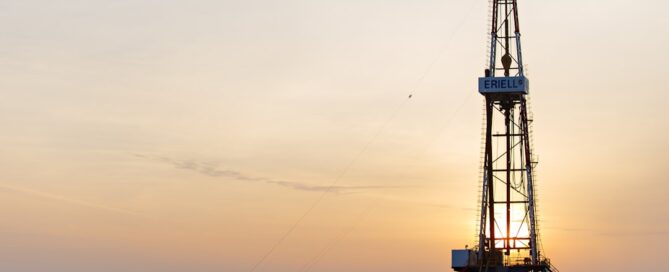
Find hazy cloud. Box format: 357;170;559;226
133;153;397;193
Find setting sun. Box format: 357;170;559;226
0;1;666;272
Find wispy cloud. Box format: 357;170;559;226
133;153;398;193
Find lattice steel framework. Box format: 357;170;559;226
473;0;553;271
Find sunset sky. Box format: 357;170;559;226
0;1;668;271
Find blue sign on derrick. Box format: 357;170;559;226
478;76;529;94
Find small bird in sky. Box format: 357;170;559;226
408;94;413;99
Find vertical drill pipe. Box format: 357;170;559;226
514;36;524;76
478;153;490;258
504;1;509;54
520;98;539;265
512;0;520;33
503;1;510;77
485;98;496;252
491;0;499;33
489;1;499;75
512;0;524;76
505;106;512;255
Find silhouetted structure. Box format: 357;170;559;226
451;1;558;271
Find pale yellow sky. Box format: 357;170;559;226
0;0;667;271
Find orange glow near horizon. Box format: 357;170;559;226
0;1;667;272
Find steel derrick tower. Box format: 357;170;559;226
452;1;556;271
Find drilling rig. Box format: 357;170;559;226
451;1;557;271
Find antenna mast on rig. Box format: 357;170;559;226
452;1;557;271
